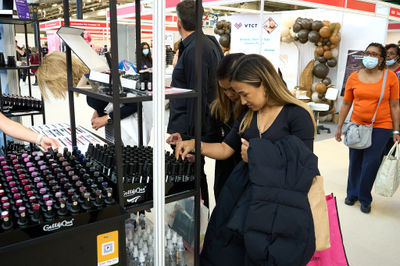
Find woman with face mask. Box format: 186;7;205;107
385;43;400;76
335;42;400;214
140;42;152;69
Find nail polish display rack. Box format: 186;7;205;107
0;147;121;247
85;144;195;207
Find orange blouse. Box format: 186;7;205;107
343;70;399;129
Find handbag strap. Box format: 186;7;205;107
371;69;388;124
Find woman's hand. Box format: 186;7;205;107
40;136;60;150
166;133;182;145
335;126;342;142
175;139;195;160
91;110;99;123
241;138;249;163
92;115;108;130
393;134;400;143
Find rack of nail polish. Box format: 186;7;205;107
125;213;187;266
1;94;43;113
0;147;121;246
85;144;195;207
1;141;40;156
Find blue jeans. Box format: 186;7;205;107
347;128;392;206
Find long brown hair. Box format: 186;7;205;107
230;54;316;134
210;53;244;123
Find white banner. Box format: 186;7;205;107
229;14;281;69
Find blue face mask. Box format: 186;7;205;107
386;59;396;66
143;49;149;55
363;56;379;69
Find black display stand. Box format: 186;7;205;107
0;18;46;150
62;0;203;265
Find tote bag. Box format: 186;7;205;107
375;142;400;197
307;194;349;266
308;176;330;251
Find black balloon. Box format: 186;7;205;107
312;20;323;31
216;21;223;29
219;34;230;47
299;38;308;44
322;77;331;86
308;31;320;43
318;56;327;63
327;57;337;67
293;23;302;33
302;19;312;30
297;29;310;40
313;63;329;79
322;38;329;45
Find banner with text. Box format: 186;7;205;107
229;14;281;69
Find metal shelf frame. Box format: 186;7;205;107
0;17;45;151
63;0;203;265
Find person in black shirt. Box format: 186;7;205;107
175;54;316;165
166;0;223;207
208;53;245;202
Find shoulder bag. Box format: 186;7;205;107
343;70;388;149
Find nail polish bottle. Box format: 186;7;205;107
69;195;80;214
44;200;55;222
104;188;115;205
17;206;28;228
31;203;41;224
1;211;13;230
57;198;68;217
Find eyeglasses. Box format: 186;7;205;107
364;51;381;58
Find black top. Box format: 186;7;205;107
86;96;138;120
224;104;314;151
167;32;223;140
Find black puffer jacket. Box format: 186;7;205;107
201;135;319;266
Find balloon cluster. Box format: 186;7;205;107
214;20;231;49
283;17;341;103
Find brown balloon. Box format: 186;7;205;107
323;50;333;59
319;26;331;38
316;46;324;56
315;82;327;94
323;45;330;51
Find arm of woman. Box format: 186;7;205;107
0;113;59;149
390;99;400;142
335;100;353;142
175;139;235;161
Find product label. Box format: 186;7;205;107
42;218;74;232
97;231;119;266
123;186;147;198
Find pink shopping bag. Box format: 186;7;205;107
307;194;349;266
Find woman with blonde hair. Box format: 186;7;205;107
36;51;88;99
176;53;315;161
175;54;318;265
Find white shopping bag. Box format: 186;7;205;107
375;142;400;197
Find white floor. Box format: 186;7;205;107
20;82;400;266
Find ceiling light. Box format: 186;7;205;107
97;10;106;16
52;3;57;7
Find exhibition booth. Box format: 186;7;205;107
2;0;400;265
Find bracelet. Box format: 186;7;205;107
35;133;43;146
393;131;400;135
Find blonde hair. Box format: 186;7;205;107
210;53;245;123
36;51;89;99
230;54;316;134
